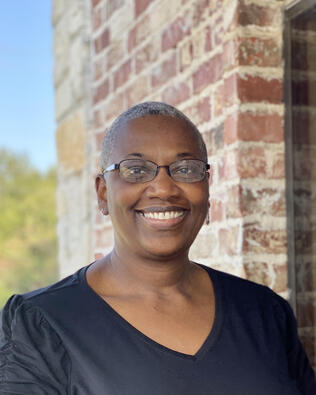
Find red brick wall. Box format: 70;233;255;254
91;0;287;293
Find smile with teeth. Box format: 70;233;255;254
141;211;185;220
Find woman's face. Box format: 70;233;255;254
96;115;209;260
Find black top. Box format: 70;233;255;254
0;263;315;395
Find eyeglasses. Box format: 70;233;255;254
103;159;210;183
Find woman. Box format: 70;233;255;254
0;102;315;394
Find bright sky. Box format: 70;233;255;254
0;1;56;172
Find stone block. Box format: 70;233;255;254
52;0;66;25
56;110;86;173
53;27;69;85
69;37;87;101
68;2;84;37
55;79;72;121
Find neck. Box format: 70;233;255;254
103;245;195;296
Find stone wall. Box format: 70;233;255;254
53;0;94;278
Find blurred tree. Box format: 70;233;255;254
0;148;58;306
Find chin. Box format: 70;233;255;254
140;240;191;260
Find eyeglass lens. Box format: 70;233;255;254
119;159;207;183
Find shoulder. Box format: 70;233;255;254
0;266;86;339
200;263;293;327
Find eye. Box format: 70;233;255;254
126;166;147;175
174;166;192;174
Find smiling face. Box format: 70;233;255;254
96;115;209;260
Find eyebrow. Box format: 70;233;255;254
126;152;195;158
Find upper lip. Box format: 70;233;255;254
135;206;188;213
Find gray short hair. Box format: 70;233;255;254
100;101;208;170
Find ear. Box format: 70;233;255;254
95;174;109;215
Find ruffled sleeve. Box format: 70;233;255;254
271;291;316;394
0;295;70;394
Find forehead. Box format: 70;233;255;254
112;115;202;160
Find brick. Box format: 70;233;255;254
219;226;240;255
238;1;279;27
224;112;283;144
179;40;193;71
270;152;285;179
223;38;238;71
113;60;132;90
226;185;242;218
183;96;211;125
161;81;191;106
203;123;224;156
95;130;106;151
243;226;286;254
214;16;224;46
213;83;224;117
237;146;267;178
92;6;102;31
135;0;155;17
128;16;150;52
218;151;239;181
91;0;101;7
244;262;271;287
93;79;110;104
135;41;159;74
93;57;104;81
210;198;224;222
240;186;286;217
193;53;223;93
106;0;124;21
151;53;177;87
125;75;149;107
107;40;124;71
192;0;209;27
162;15;191;52
94;28;110;53
190;233;217;259
192;26;212;58
224;74;238;107
93;109;103;129
273;264;287;293
105;92;125;121
239;37;282;67
238;75;283;104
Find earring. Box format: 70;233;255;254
205;210;210;225
101;208;107;215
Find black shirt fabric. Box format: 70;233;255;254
1;263;315;395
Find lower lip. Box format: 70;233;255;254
136;211;187;229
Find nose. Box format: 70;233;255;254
145;166;181;199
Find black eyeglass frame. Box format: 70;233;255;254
103;159;210;183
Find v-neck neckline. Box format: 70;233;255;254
79;262;224;362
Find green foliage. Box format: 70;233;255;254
0;148;58;307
